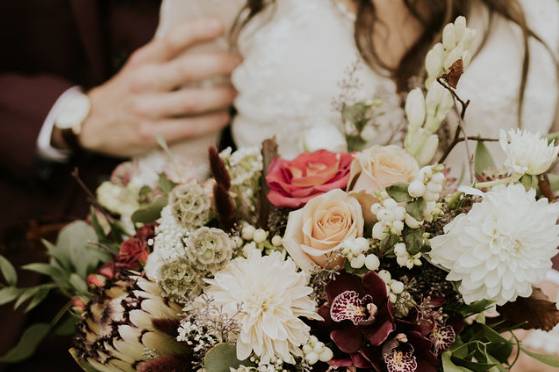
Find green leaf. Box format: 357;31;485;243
520;347;559;368
442;351;471;372
476;323;513;363
455;299;494;317
22;263;65;282
131;196;168;224
14;287;41;310
405;198;426;221
404;228;428;255
158;173;176;194
386;183;412;203
0;255;17;286
204;343;244;372
0;287;21;306
69;348;98;372
24;287;51;313
474;141;494;176
59;221;102;278
0;323;51;363
54;316;76;336
69;274;88;295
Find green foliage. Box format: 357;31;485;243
0;287;22;306
0;323;51;363
386;183;412;203
203;343;245;372
474;141;495;176
405;198;426;221
131;196;168;224
0;255;17;286
404;228;429;255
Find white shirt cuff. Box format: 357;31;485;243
36;86;83;162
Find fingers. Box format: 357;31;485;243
129;19;225;66
157;52;241;91
139;112;230;144
134;86;237;118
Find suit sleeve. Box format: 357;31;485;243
0;73;73;179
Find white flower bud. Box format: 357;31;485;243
396;255;409;268
405;213;422;229
372;223;387;241
391;220;404;235
319;347;334;362
241;224;255;241
305;352;319;365
425;43;444;79
253;229;268;243
271;235;283;247
233;236;244;248
394;243;407;256
408;180;426;198
383;198;398;209
365;254;380;271
427;182;443;194
423;191;439;202
391;280;405;294
442;23;457;50
377;209;394;223
302;344;312;354
350;254;366;269
302;125;348;153
393;206;406;222
405;88;426;130
378;270;392;282
431;172;445;185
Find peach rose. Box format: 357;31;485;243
283;189;364;271
348;145;419;193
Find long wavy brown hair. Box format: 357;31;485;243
232;0;558;125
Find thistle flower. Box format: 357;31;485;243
170;181;213;230
73;276;186;372
183;227;235;273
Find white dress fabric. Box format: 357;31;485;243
157;0;559;170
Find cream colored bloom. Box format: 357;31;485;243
283;189;364;271
302;125;348;153
96;181;139;217
430;184;559;305
349;145;419;194
500;129;559;176
204;250;321;364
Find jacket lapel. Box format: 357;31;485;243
69;0;107;84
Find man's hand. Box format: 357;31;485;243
75;19;240;157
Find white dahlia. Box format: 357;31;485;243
203;249;321;364
430;184;559;305
500;129;559;176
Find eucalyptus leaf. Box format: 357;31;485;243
474;141;494;176
204;343;244;372
520;347;559;368
22;263;65;282
131;196;168;224
0;287;21;306
0;255;17;286
59;221;103;278
14;287;41;310
0;323;51;363
158;173;176;194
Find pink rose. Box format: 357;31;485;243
266;150;353;208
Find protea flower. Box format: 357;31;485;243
73;275;189;372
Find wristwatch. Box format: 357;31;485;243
53;91;91;152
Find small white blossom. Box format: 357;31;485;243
500;129;559;176
302;125;348;153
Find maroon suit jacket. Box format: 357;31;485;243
0;1;160;370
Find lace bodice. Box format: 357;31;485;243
157;0;559;170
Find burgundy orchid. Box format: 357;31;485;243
318;271;394;369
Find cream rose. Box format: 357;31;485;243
283;189;364;271
348;145;419;194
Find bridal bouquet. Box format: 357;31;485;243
2;17;559;372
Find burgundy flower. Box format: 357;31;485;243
116;237;149;270
318;271;394;368
266;150;352;208
134;224;156;242
381;332;437;372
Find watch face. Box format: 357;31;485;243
56;93;91;131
